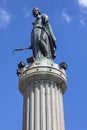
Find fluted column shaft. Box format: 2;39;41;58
22;80;65;130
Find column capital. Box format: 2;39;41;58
19;58;67;95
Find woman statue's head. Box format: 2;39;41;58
32;7;41;17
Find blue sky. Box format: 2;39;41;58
0;0;87;130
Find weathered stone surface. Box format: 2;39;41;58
19;58;67;130
19;58;67;95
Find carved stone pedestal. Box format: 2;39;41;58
19;58;67;130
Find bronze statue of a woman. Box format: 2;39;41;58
30;7;57;59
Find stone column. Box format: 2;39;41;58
19;58;67;130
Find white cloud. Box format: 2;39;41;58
22;7;31;19
80;19;85;25
79;19;87;26
24;10;31;19
0;8;10;28
77;0;87;8
62;12;71;23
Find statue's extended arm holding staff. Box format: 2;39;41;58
13;7;57;60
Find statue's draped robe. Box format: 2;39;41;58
31;14;56;59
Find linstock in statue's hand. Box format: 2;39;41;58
13;48;24;54
12;47;30;54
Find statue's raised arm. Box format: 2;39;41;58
30;7;57;60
